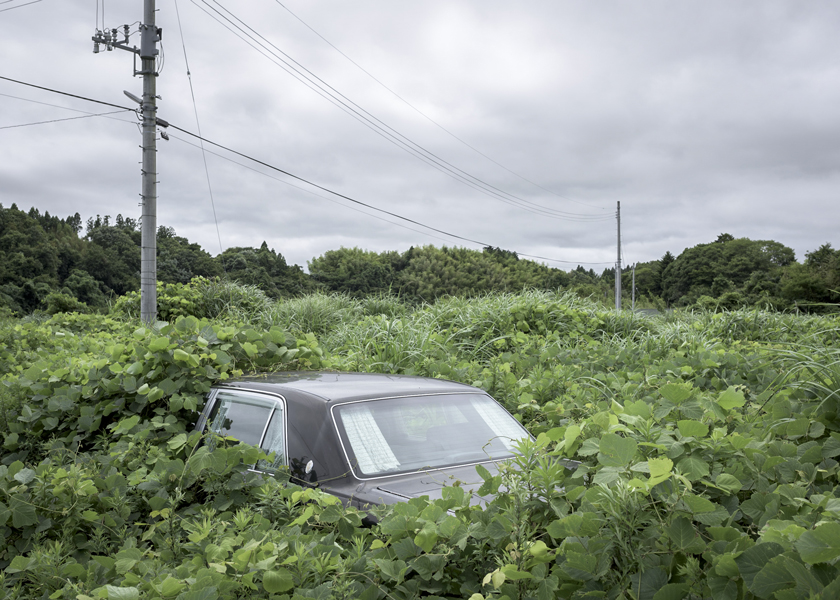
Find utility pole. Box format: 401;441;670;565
631;263;636;312
93;1;162;324
615;201;621;311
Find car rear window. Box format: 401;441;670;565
333;393;528;477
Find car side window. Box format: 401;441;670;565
207;391;286;471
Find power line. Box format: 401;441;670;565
273;0;607;213
0;76;133;111
192;0;612;223
202;0;610;222
167;122;613;265
0;92;139;127
0;0;42;14
168;132;455;246
0;74;615;266
173;0;225;259
0;108;131;130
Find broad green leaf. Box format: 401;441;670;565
491;570;506;589
148;337;170;352
375;558;407;583
648;457;673;481
262;569;294;593
105;586;140;600
543;427;564;442
653;583;689;600
13;468;35;485
715;473;742;494
598;433;637;467
564;424;581;452
577;437;600;456
682;494;718;515
659;383;693;405
560;551;597;581
714;555;740;578
475;463;492;480
629;567;668;600
786;418;809;438
5;555;33;573
779;556;823;597
10;495;37;528
547;512;601;539
592;466;622;486
112;415;140;435
707;576;738;600
147;387;165;402
750;556;795;598
677;456;710;481
157;378;181;395
796;522;840;564
717;387;746;411
707;526;742;542
668;517;702;553
158;577;184;597
677;420;708;438
500;564;533;580
61;562;86;578
735;542;785;588
414;525;437;553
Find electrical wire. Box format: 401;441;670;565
167;122;613;265
173;0;225;258
0;0;43;13
169;132;454;246
192;0;612;223
202;0;610;222
0;109;132;130
0;92;137;124
0;76;133;111
0;74;616;266
273;0;606;212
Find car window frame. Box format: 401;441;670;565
201;387;289;472
329;391;531;481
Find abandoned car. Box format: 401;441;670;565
194;371;532;509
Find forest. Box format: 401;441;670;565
1;203;838;316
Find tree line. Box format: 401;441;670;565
1;204;837;314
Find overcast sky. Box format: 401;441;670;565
1;1;838;271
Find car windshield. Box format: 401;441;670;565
332;393;529;477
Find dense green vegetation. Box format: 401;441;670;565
1;283;840;598
3;204;838;315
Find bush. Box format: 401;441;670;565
43;291;89;315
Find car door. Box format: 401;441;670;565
203;389;287;473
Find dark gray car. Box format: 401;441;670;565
194;371;531;509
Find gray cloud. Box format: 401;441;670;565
1;0;838;272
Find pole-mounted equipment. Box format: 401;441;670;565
92;1;162;325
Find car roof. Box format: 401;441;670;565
216;371;481;405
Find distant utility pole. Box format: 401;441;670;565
92;1;163;324
615;201;621;311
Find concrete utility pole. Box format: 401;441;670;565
615;201;621;311
93;1;162;324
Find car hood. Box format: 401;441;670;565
351;462;503;507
